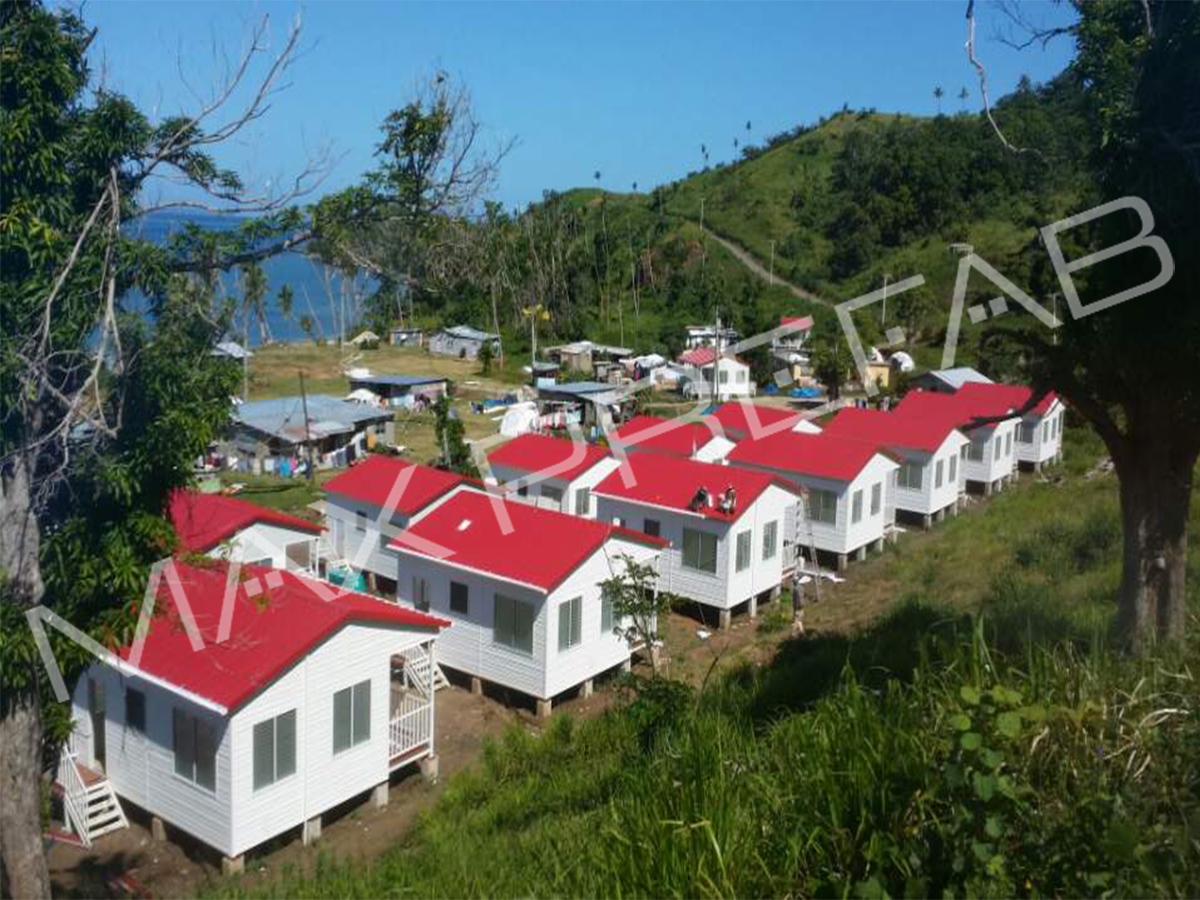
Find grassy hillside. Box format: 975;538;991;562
211;431;1200;899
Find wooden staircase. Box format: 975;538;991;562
59;752;128;848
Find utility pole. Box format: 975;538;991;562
522;303;548;386
881;273;891;325
298;370;315;482
1051;292;1060;345
699;196;707;271
769;240;775;286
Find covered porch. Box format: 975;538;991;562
388;639;437;771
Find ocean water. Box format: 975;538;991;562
129;210;375;345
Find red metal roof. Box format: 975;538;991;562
389;490;665;592
678;346;747;367
169;490;323;554
119;562;447;712
954;382;1058;418
593;452;797;521
895;389;1023;432
822;407;964;454
780;315;815;329
323;455;466;515
726;430;890;482
613;415;717;457
487;433;611;482
706;402;804;439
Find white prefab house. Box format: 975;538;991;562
591;454;802;628
168;490;324;573
486;432;621;517
822;408;969;526
954;383;1065;471
726;431;901;570
388;491;666;715
896;390;1019;494
611;414;736;464
677;347;755;400
60;563;447;868
322;456;470;594
705;401;822;443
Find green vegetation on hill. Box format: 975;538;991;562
213;432;1200;899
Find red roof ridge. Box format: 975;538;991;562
169;489;323;555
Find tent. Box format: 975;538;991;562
349;330;380;346
889;351;916;372
499;401;539;438
345;387;381;405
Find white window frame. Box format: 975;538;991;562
762;520;778;561
682;527;718;574
735;530;752;572
493;594;535;655
253;709;297;791
851;490;863;524
173;708;217;792
870;482;882;516
558;596;583;652
333;680;371;754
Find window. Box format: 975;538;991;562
993;436;1002;461
126;689;146;734
253;710;296;791
967;441;984;462
851;490;863;524
735;530;752;571
494;594;535;654
1043;420;1050;441
948;454;957;484
808;489;837;525
173;708;216;791
897;462;923;490
333;680;371;753
1055;414;1062;437
870;482;882;516
450;581;469;615
935;459;945;489
379;530;391;550
719;370;729;384
736;369;746;383
355;510;367;533
541;484;564;508
247;557;272;568
575;487;591;516
1005;432;1012;456
1018;423;1035;443
517;484;529;497
601;596;615;634
762;520;778;560
643;518;661;538
558;596;582;651
682;528;718;573
412;576;429;612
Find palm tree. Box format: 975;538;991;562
958;86;969;111
632;181;638;193
933;85;945;115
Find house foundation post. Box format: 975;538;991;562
855;545;867;562
837;553;849;571
922;513;932;531
718;608;732;631
151;816;167;842
365;572;377;594
222;855;245;876
748;595;758;620
770;583;782;603
581;679;594;699
302;815;322;846
936;508;946;523
470;676;483;696
536;698;553;719
873;537;885;553
372;781;389;809
620;658;632;674
419;754;440;783
984;481;993;497
952;499;961;516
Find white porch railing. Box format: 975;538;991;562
389;692;431;764
58;748;91;847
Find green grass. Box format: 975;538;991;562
211;431;1200;899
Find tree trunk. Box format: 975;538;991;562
0;453;52;899
1114;443;1194;650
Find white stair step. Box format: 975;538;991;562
89;820;126;840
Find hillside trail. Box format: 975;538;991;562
702;228;830;307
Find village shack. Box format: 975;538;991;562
347;373;448;408
428;325;500;360
389;327;424;348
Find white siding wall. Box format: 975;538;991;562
730;456;898;556
1015;401;1064;466
488;456;622;518
962;419;1019;487
722;485;793;606
324;494;408;579
204;522;318;572
542;540;661;697
70;666;233;855
891;434;969;516
395;556;548;698
228;623;430;857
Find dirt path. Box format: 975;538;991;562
704;229;830;307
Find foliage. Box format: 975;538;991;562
432;394;476;476
599;553;675;674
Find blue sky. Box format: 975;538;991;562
78;1;1078;212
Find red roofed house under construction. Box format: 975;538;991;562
592;454;802;628
63;562;447;869
953;382;1065;472
486;432;620;517
169;489;324;574
726;430;901;570
611;414;736;464
322;455;473;595
388;491;666;716
822;407;969;528
894;390;1020;495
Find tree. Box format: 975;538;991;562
0;5;321;895
433;395;476;476
958;85;970;110
934;85;945;114
600;553;675;675
976;0;1200;649
478;336;494;376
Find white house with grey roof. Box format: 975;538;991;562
428;325;501;360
